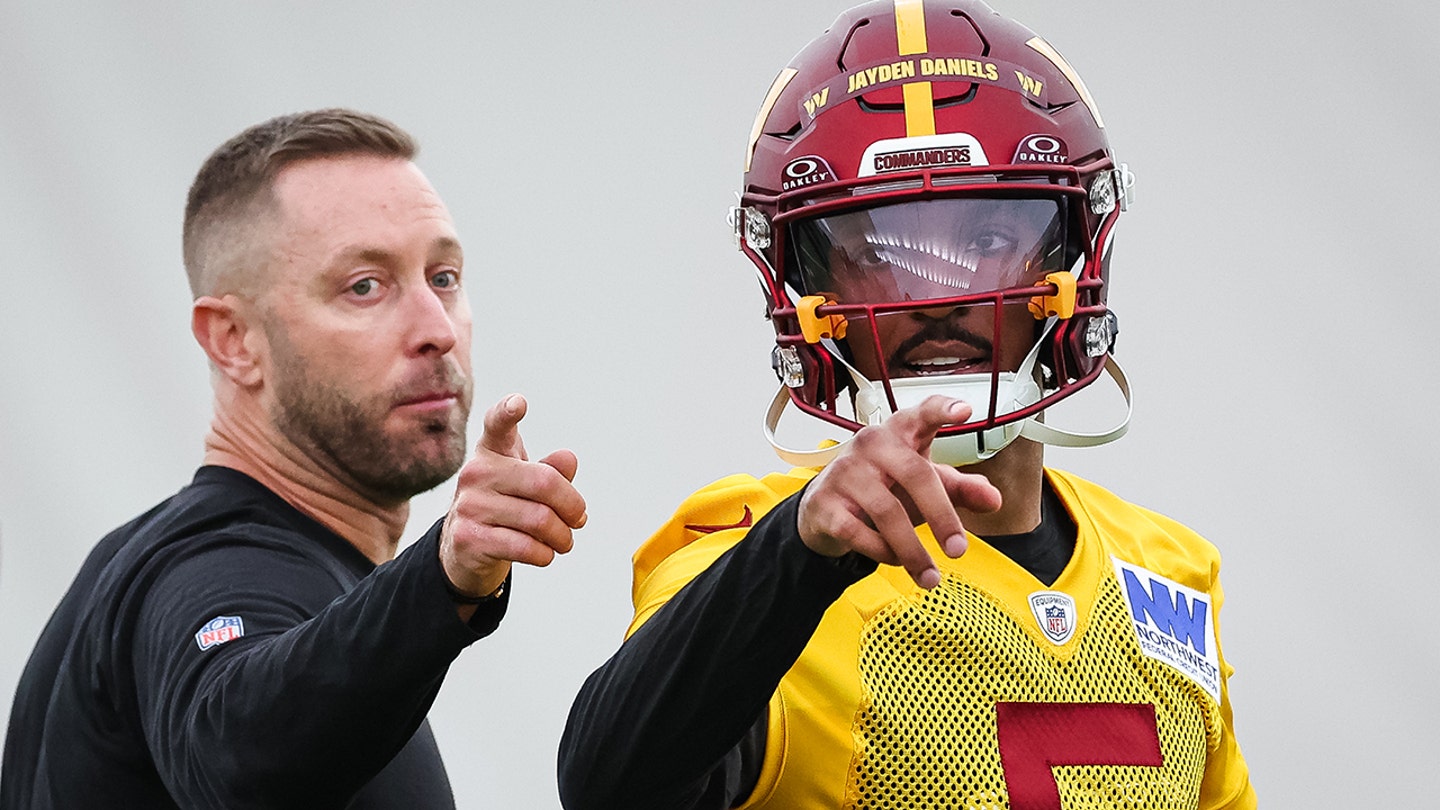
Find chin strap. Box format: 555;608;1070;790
763;354;1133;467
1018;354;1132;448
764;385;845;467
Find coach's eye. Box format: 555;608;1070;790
431;269;460;289
350;278;378;297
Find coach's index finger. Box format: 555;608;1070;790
538;448;588;529
479;393;529;460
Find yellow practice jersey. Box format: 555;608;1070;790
630;467;1256;810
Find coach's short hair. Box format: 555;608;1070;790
181;108;417;297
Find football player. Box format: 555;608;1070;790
559;2;1255;808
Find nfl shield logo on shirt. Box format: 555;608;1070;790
1028;591;1077;645
194;616;245;651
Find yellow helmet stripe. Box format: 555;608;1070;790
746;68;799;172
1026;36;1106;129
894;0;936;136
894;0;929;52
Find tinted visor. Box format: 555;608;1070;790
789;197;1074;304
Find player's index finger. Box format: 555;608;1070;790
893;396;972;443
898;463;965;551
479;393;527;455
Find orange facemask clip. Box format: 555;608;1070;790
796;295;848;343
1028;272;1077;320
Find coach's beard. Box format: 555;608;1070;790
273;363;473;506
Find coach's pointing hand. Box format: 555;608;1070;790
439;394;587;604
797;395;1001;589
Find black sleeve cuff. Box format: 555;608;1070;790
419;518;510;639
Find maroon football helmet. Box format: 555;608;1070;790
734;0;1132;466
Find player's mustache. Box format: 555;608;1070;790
888;313;993;365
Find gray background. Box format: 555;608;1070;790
2;0;1435;806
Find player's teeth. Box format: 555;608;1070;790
916;357;961;366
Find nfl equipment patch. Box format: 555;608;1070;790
1027;590;1077;645
195;616;245;651
1112;558;1221;701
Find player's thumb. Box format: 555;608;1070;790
478;393;529;459
935;463;1003;515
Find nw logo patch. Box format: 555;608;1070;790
1112;558;1221;701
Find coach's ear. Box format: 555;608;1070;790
192;295;266;388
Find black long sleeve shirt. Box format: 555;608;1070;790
2;466;507;809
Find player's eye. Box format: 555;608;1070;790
836;244;888;272
349;278;378;296
968;232;1015;256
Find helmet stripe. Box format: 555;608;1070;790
746;68;799;172
894;0;929;53
894;0;936;136
1025;36;1106;129
902;83;937;137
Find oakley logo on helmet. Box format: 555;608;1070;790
782;156;835;191
857;133;989;178
1013;134;1069;165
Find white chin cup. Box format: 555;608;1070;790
853;372;1043;465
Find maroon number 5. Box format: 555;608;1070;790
995;702;1163;810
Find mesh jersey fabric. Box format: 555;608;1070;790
629;467;1255;810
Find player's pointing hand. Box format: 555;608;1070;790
439;394;588;602
796;395;1001;589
